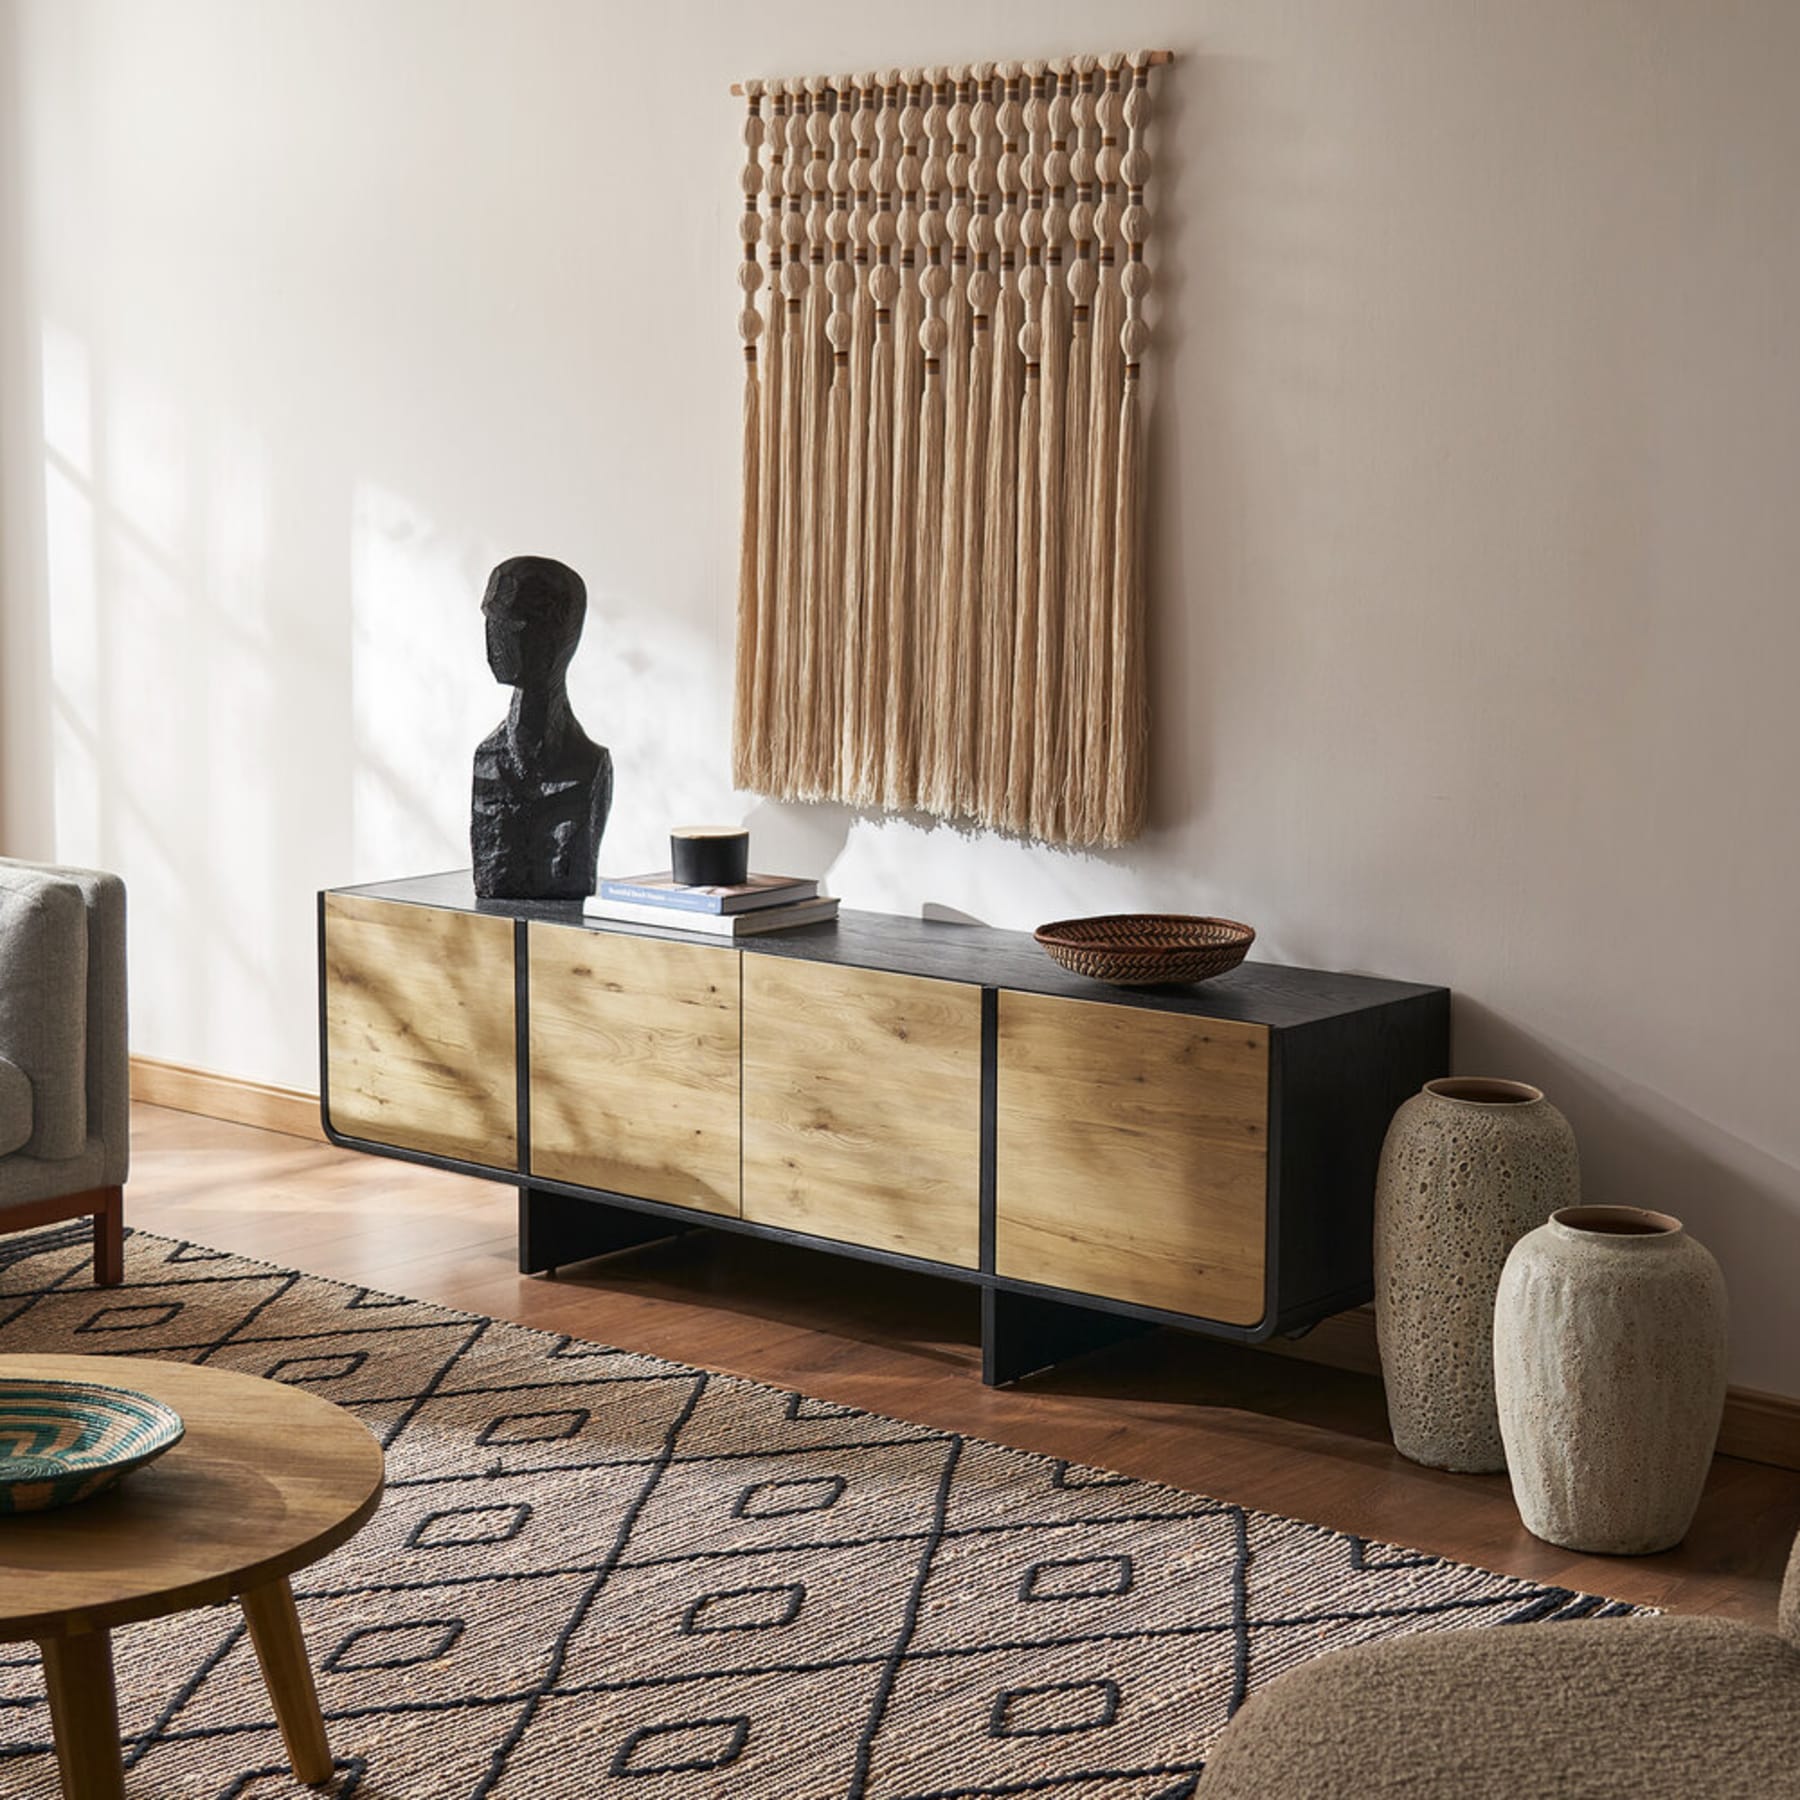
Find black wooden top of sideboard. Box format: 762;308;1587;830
327;870;1446;1030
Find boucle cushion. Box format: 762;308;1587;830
0;1055;29;1157
0;868;87;1159
1197;1613;1800;1799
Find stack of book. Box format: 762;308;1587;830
581;872;838;936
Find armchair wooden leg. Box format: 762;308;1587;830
92;1187;124;1286
0;1185;125;1284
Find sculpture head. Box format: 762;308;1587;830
481;555;587;688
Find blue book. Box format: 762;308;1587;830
595;871;819;915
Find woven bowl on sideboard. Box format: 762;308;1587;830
0;1377;185;1515
1034;914;1257;987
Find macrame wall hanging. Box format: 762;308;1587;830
730;52;1168;848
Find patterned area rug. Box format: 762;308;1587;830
0;1225;1640;1798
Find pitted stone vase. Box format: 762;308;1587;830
1495;1205;1726;1555
1373;1078;1579;1472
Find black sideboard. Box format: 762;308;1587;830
318;872;1447;1384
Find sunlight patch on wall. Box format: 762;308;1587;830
199;420;280;1047
562;573;731;882
41;322;100;853
348;482;731;887
103;368;189;558
349;481;497;877
38;320;290;1065
41;322;92;473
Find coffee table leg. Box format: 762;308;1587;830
39;1629;126;1800
241;1577;334;1785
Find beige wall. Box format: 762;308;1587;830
2;1;1796;1393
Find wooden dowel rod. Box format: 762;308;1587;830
729;50;1174;96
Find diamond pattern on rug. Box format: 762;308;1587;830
0;1227;1646;1798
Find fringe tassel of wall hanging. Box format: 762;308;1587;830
730;52;1166;847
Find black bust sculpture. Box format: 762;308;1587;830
470;555;612;899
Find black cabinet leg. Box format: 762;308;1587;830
518;1187;690;1276
982;1286;1159;1386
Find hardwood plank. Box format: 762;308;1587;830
741;959;982;1267
527;924;740;1216
322;893;517;1168
996;991;1269;1325
119;1104;1800;1626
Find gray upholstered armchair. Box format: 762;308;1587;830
0;860;128;1284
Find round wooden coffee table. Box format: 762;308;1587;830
0;1354;385;1798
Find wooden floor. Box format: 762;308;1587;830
116;1101;1800;1626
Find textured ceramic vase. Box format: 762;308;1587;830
1373;1078;1579;1472
1495;1205;1727;1555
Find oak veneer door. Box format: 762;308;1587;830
741;958;981;1267
323;895;517;1168
995;992;1270;1326
527;925;741;1217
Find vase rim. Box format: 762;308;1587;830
1423;1077;1545;1107
1549;1204;1684;1243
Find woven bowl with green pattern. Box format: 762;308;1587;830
0;1376;185;1514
